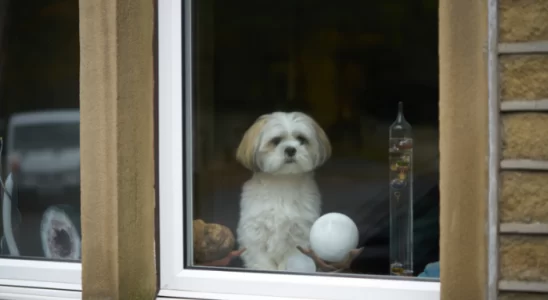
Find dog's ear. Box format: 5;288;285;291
310;118;331;166
236;114;270;171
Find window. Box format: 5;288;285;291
0;0;81;293
159;0;440;299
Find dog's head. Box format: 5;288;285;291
236;112;331;175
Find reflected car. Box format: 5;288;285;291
5;109;80;211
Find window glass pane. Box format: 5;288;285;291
0;1;81;261
189;0;439;279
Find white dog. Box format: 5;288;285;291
235;112;331;271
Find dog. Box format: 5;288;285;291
235;111;331;271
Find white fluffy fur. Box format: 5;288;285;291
236;112;331;271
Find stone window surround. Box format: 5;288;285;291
0;0;515;299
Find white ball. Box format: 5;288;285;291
309;212;359;263
285;252;317;273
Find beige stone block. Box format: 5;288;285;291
501;172;548;223
500;236;548;281
500;292;548;300
500;0;548;42
439;0;488;298
79;0;156;298
501;55;548;101
502;113;548;160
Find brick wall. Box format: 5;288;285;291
498;0;548;298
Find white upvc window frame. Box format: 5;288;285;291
0;259;81;289
157;0;441;299
0;230;81;297
0;284;81;300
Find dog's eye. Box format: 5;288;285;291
270;137;282;145
297;135;308;145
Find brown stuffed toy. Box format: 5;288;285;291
193;219;245;266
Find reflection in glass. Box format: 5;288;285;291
0;1;81;261
189;0;439;278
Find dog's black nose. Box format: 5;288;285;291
285;147;296;157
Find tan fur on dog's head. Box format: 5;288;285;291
236;114;270;171
236;112;331;174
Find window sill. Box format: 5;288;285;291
158;274;440;300
0;285;81;300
